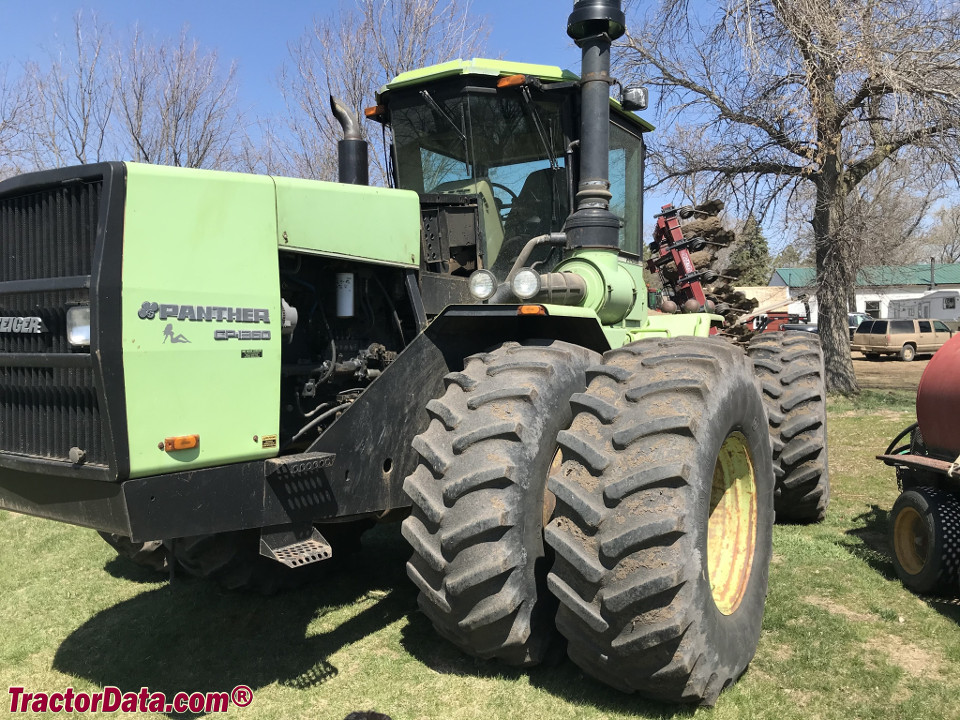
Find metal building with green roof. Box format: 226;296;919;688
770;263;960;322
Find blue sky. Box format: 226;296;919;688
1;1;688;237
1;1;587;115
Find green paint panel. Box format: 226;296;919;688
275;178;421;267
382;58;579;91
630;313;719;340
121;164;282;479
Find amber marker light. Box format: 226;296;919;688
497;74;527;88
364;105;386;118
517;305;547;316
164;435;200;452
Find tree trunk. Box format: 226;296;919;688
814;166;860;395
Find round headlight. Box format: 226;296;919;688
468;269;498;300
511;268;541;300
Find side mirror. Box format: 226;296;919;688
621;85;648;111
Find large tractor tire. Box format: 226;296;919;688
545;337;774;705
747;331;830;522
401;340;598;666
97;532;169;573
889;487;960;594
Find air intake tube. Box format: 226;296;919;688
563;0;626;249
330;96;369;186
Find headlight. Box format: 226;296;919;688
66;305;91;347
468;269;498;301
511;268;541;300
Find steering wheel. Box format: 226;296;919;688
490;182;519;202
490;182;519;218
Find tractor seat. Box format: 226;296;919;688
503;167;568;241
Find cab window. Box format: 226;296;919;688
609;121;644;256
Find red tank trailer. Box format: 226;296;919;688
878;332;960;594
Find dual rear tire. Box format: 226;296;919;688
404;337;775;705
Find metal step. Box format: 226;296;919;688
259;525;332;568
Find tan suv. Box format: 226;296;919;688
852;319;954;361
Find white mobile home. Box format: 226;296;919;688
889;289;960;321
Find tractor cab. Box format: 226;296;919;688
369;60;652;288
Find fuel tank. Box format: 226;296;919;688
916;331;960;457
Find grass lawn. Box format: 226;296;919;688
2;389;959;719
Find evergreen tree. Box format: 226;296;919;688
728;215;772;285
772;242;811;269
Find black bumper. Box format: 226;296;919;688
0;453;353;542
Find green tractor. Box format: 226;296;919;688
0;0;829;706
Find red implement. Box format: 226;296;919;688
916;332;960;457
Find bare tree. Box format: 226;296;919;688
0;66;33;178
921;203;960;263
276;0;488;183
784;157;941;274
841;157;941;277
115;27;245;169
620;0;960;393
23;12;114;169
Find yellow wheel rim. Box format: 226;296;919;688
893;506;929;576
707;432;758;615
543;448;562;528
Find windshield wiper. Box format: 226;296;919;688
420;90;467;143
420;89;470;176
520;86;561;175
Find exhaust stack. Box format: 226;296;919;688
330;96;369;186
564;0;625;249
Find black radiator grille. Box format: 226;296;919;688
0;180;100;282
0;367;105;466
0;176;107;469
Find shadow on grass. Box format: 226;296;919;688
840;504;897;581
102;556;168;584
840;503;960;625
71;522;698;719
54;525;415;719
398;611;693;719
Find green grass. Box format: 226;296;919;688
827;388;915;413
3;401;960;719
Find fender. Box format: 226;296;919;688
304;304;611;515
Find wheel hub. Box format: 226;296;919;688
708;432;758;615
893;506;929;576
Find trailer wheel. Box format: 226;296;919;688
900;344;916;362
890;487;960;594
402;340;598;666
97;532;169;573
545;337;774;705
747;331;830;522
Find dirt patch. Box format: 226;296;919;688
853;355;929;391
802;595;945;678
864;635;944;679
804;596;877;623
